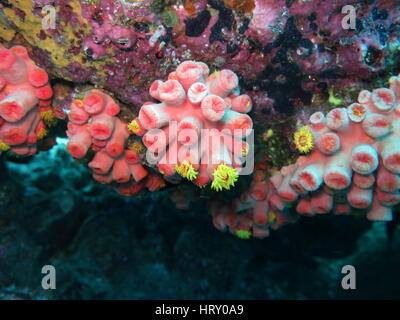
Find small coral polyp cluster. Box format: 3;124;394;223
0;45;53;155
290;79;400;221
2;42;400;239
66;90;165;196
130;61;253;191
208;75;400;239
209;165;298;239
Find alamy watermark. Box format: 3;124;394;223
39;4;357;31
341;265;356;290
342;5;357;30
35;2;56;30
41;265;56;290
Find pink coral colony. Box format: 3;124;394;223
1;0;400;239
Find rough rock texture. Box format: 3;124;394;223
0;0;398;118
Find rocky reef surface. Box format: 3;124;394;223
1;0;399;115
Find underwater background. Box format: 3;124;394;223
1;143;400;299
0;0;400;299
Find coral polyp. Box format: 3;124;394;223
175;160;198;181
211;163;239;191
293;125;314;153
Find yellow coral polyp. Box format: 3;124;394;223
175;160;198;181
328;87;343;106
211;163;239;191
0;140;11;151
294;125;314;153
127;119;141;134
235;229;252;239
351;105;366;118
262;128;273;141
36;128;48;140
74;99;84;107
268;211;277;224
40;109;57;127
130;141;145;154
246;100;252;111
